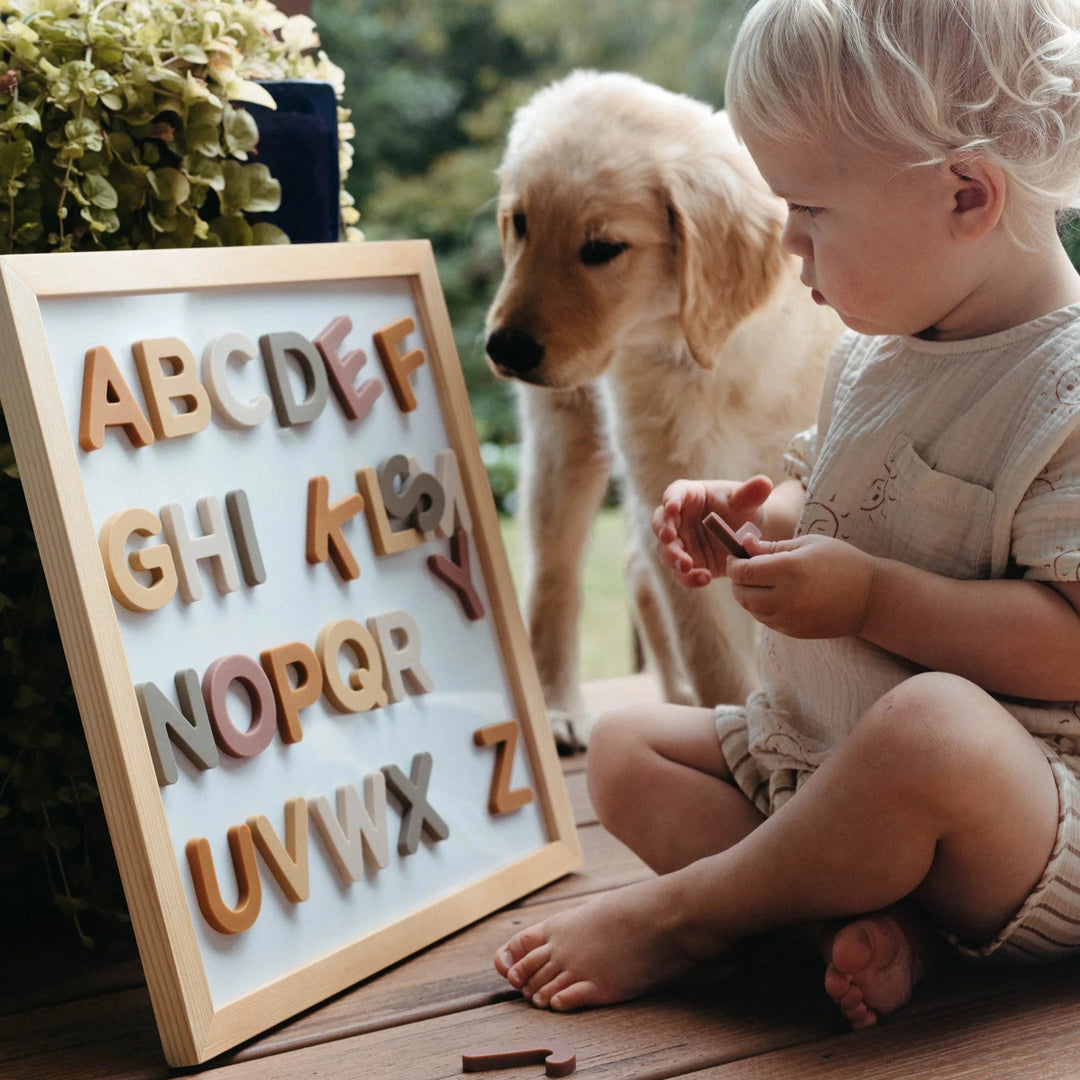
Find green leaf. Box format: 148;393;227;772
222;103;258;157
0;137;33;195
14;684;45;708
1;100;41;132
184;120;221;157
82;173;118;209
208;212;252;246
219;160;280;214
80;204;120;233
147;167;190;208
251;222;290;245
241;163;281;213
185;154;225;191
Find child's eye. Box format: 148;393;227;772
787;203;823;218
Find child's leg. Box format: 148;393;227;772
586;703;765;873
496;673;1059;1016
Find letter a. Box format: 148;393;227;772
79;346;155;452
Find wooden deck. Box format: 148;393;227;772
6;674;1080;1080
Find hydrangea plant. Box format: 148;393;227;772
0;0;358;251
0;0;357;944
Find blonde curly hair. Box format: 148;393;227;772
725;0;1080;233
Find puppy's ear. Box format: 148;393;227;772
666;158;786;368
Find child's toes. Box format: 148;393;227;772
495;947;515;977
530;969;578;1008
521;959;564;1000
847;1002;877;1029
823;965;851;1001
838;985;865;1015
549;978;602;1012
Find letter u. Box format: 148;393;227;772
186;824;262;934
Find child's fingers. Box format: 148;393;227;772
728;474;773;515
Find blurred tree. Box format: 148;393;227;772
313;0;748;451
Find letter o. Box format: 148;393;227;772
202;654;278;758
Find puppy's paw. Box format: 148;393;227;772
547;709;597;755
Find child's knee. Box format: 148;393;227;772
586;710;651;826
858;672;1015;792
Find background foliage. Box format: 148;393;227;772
314;0;747;453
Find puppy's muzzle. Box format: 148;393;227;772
486;327;545;382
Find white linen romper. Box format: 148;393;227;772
715;305;1080;960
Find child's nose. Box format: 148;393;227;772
780;215;812;259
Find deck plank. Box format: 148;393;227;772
185;988;843;1080
692;958;1080;1080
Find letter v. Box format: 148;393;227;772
248;797;310;903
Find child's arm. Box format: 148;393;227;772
729;535;1080;701
859;564;1080;701
653;476;805;588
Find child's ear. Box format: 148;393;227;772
949;160;1006;241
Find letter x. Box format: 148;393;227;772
381;752;450;855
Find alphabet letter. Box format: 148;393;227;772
79;346;155;452
160;496;241;603
306;475;365;580
431;449;472;538
381;753;449;855
225;489;267;587
373;316;424;412
201;333;272;429
131;337;212;440
309;773;390;882
99;506;178;613
314;315;383;421
356;465;421;556
378;454;445;533
202;654;278;759
136;670;220;786
248;798;310;904
260;640;323;744
316;618;387;713
428;529;485;621
473;721;534;814
259;331;330;427
186;825;261;934
368;609;434;703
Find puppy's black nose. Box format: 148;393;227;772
486;327;544;379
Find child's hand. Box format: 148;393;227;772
727;534;876;638
652;475;773;588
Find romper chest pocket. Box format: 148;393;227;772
857;434;995;579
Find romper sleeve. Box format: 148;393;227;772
1012;424;1080;581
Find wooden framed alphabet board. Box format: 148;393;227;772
0;242;581;1065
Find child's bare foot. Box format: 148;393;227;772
494;878;719;1011
823;907;938;1028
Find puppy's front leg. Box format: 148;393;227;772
517;383;611;751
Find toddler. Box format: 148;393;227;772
494;0;1080;1027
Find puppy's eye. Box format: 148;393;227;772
580;239;629;266
512;213;527;239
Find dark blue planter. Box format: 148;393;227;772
247;79;342;243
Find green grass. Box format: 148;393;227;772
499;506;636;681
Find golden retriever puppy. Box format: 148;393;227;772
486;71;843;749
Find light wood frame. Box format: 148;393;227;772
0;242;580;1065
